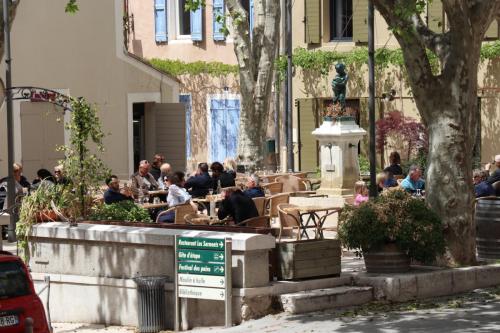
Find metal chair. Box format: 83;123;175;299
252;196;268;216
156;203;196;224
236;216;270;228
276;203;302;242
262;182;283;195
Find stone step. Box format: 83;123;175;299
280;286;373;314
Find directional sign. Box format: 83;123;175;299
175;236;232;330
178;286;226;301
177;237;225;251
178;274;226;288
178;262;225;276
177;249;225;263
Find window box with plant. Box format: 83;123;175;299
338;189;445;273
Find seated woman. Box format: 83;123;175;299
474;169;495;198
158;171;192;223
354;181;369;206
376;172;386;193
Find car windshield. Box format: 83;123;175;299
0;261;31;299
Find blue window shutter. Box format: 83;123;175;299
249;0;254;37
191;6;203;41
154;0;168;42
213;0;225;41
210;98;240;162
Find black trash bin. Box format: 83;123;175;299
133;276;169;333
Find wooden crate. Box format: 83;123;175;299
276;239;341;280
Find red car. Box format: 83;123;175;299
0;251;50;333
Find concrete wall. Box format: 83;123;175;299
0;0;179;179
29;222;276;328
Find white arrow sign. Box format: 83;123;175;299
178;274;226;288
179;286;225;300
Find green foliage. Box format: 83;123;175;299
280;41;500;84
65;0;79;13
338;189;445;263
184;0;206;12
358;155;370;174
401;149;428;175
149;58;239;76
17;183;78;261
90;201;152;222
480;40;500;61
57;98;110;218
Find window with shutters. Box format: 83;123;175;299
177;0;191;37
330;0;353;40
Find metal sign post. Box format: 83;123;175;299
174;236;232;331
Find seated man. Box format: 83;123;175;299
103;175;134;204
185;163;213;198
158;171;193;223
243;174;265;198
130;160;159;198
474;169;495;198
210;161;235;193
400;165;425;194
150;154;165;181
218;188;259;225
487;155;500;194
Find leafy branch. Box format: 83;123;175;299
149;58;239;76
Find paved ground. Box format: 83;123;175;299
48;289;500;332
192;288;500;333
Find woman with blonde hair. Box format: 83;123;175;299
223;157;237;178
354;180;369;206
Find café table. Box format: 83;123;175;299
283;205;341;239
192;195;224;216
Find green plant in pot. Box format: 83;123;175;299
338;189;445;273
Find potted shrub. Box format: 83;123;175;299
89;201;152;223
338;189;445;273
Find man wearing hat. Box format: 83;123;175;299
486;155;500;195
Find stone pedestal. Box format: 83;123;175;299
312;118;367;196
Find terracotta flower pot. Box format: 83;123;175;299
35;210;58;223
363;243;410;274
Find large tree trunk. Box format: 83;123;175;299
373;0;500;265
226;0;280;165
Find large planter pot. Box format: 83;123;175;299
363;243;410;274
476;197;500;259
35;210;58;223
276;239;341;280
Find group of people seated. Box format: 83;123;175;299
103;154;265;224
353;151;426;205
0;163;72;210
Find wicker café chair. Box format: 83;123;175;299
184;213;211;225
236;216;270;228
276;203;302;242
276;175;309;192
252;197;268;216
262;182;283;195
267;193;290;220
156;203;196;224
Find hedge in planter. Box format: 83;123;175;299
338;189;445;265
89;201;152;223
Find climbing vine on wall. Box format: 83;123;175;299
276;40;500;85
149;58;239;76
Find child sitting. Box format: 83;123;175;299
354;180;369;206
